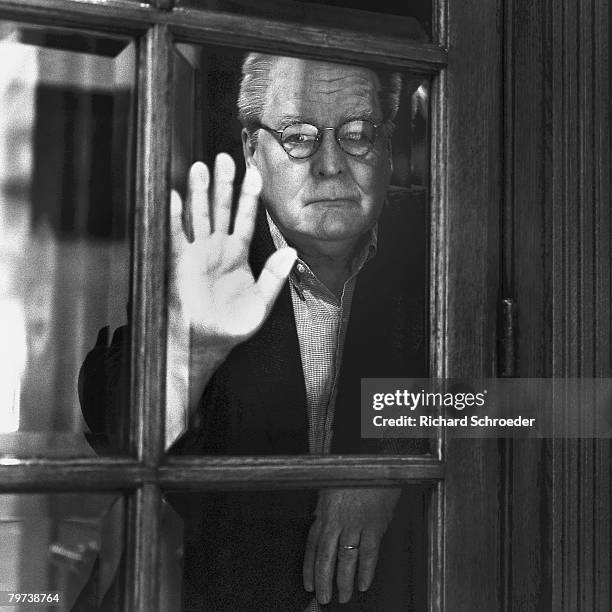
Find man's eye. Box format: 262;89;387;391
284;133;315;144
344;131;366;141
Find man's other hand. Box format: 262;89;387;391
303;487;401;605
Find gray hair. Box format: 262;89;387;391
237;52;403;145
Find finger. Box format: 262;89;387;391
315;529;339;605
187;162;210;240
337;533;361;604
95;326;109;348
232;165;262;242
357;531;381;593
187;162;210;241
303;520;321;592
212;152;235;234
170;189;188;257
256;247;297;313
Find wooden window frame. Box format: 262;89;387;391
0;0;521;610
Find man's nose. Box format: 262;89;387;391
311;128;346;177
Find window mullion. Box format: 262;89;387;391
125;483;164;612
131;23;172;467
159;455;444;490
0;0;152;33
127;23;173;612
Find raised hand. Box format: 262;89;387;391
166;154;296;444
171;154;296;351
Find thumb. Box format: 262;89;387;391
256;247;297;310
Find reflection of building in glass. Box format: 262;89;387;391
0;29;133;435
0;30;37;432
0;24;135;606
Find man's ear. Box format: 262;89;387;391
241;128;256;168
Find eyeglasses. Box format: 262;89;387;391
253;119;381;159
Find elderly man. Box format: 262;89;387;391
81;52;427;610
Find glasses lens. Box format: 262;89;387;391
337;120;376;156
280;123;318;158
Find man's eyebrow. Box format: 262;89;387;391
273;110;380;128
273;114;304;127
343;109;379;122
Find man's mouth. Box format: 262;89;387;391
307;197;358;205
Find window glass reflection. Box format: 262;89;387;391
164;46;430;456
0;493;125;610
0;23;135;457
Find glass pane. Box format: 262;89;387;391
165;45;431;456
163;485;430;610
0;492;126;611
176;0;432;40
0;22;135;457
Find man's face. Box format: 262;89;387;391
246;57;391;252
